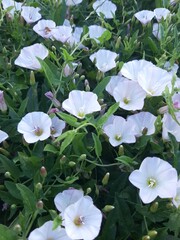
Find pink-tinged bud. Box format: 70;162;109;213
45;91;54;100
40;166;47;177
48;108;60;114
36;200;44;209
45;91;61;108
0;91;7;112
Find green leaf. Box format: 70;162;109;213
18;97;28;116
92;133;102;157
0;225;17;240
53;0;67;25
53;215;63;230
4;181;22;200
147;37;159;54
98;30;112;43
60;131;76;153
16;183;36;214
57;112;79;127
61;47;74;62
115;156;135;166
93;76;110;96
27;83;39;112
44;144;58;154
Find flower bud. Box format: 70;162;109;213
142;236;150;240
118;145;124;155
102;172;110;186
80;75;85;81
166;202;174;209
68;161;76;167
36;200;44;209
79;154;86;161
102;205;115;212
96;70;104;81
13;224;22;233
148;230;157;238
115;36;121;51
52;46;56;51
35;183;42;190
86;187;92;194
7;63;12;70
5;171;11;178
11;204;17;210
0;91;7;112
0;147;10;156
60;155;66;164
150;201;159;213
30;71;35;85
40;166;47;178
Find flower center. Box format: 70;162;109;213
45;27;51;34
123;97;130;104
51;127;56;135
147;178;157;188
115;134;121;141
73;216;85;226
34;127;43;136
77;107;85;118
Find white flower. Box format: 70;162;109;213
112;80;146;111
64;197;102;240
28;220;71;240
172;180;180;208
63;62;78;77
127;112;157;137
152;23;161;40
88;25;107;43
52;26;72;43
51;116;66;137
17;112;52;143
0;91;7;112
33;20;56;39
0;130;9;143
103;116;136;147
154;8;170;22
164;61;179;75
106;75;128;96
90;49;118;73
172;93;180;109
129;157;178;204
63;0;83;6
93;0;117;19
2;0;22;18
21;6;42;24
137;66;172;96
134;10;154;25
120;59;154;82
62;90;101;119
14;43;49;70
67;27;84;48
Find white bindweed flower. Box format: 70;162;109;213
51;116;66;137
103;116;136;147
88;25;107;43
17;112;52;143
52;26;72;43
154;8;171;22
105;75;128;96
93;0;117;19
33;19;56;39
90;49;118;73
152;23;161;40
134;10;154;25
127;112;157;137
2;0;22;18
137;66;172;96
64;0;83;6
0;91;7;112
14;43;49;70
21;6;42;24
0;130;9;143
67;27;84;48
120;59;154;82
172;93;180;109
62;90;101;119
129;157;178;204
64;197;102;240
112;80;146;111
28;220;72;240
172;180;180;208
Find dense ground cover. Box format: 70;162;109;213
1;0;180;239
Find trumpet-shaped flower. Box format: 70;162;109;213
2;0;22;18
93;0;117;19
127;112;157;137
51;116;66;137
64;197;102;240
33;20;56;39
134;10;154;25
129;157;178;204
52;26;72;43
0;130;9;143
88;25;107;43
17;112;52;143
90;49;118;73
28;220;72;240
112;80;146;111
63;0;83;6
154;8;170;22
14;43;49;70
103;116;136;147
137;66;172;96
21;6;42;24
106;75;128;96
62;90;101;119
120;59;154;82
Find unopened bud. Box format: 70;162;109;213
36;200;44;209
68;161;76;167
13;224;22;233
3;141;9;149
79;154;86;161
30;71;35;85
80;75;85;81
102;172;110;186
35;183;42;190
86;187;92;194
11;204;17;210
2;47;7;54
96;70;104;81
5;171;11;178
142;236;150;240
148;230;157;238
103;205;115;212
74;73;79;79
0;147;10;156
60;155;66;164
7;63;11;70
166;202;174;209
118;145;124;155
150;202;159;213
115;36;121;50
40;166;47;178
52;46;56;51
98;99;104;105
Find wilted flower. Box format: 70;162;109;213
62;90;101;119
93;0;117;19
127;112;157;137
33;19;56;39
0;130;9;143
21;6;42;24
103;116;136;147
14;43;49;70
28;220;71;240
134;10;154;25
64;197;102;240
154;8;170;22
52;26;72;43
45;91;61;108
17;112;52;143
0;91;7;112
129;157;178;204
90;49;118;73
51;116;66;137
88;25;107;43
